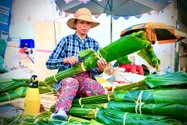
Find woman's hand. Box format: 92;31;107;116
97;58;107;73
64;56;78;65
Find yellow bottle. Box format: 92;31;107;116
24;75;41;116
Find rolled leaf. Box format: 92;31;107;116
108;101;187;122
0;87;28;102
68;107;97;119
0;78;29;93
96;107;183;125
72;94;114;105
145;71;187;88
114;89;187;105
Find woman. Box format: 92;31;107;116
46;8;107;120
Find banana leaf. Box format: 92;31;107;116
0;78;30;93
1;112;101;125
68;116;90;123
137;43;160;71
114;79;147;92
0;78;12;83
114;71;187;92
72;103;107;109
38;86;55;94
45;31;150;84
68;107;97;119
72;94;114;104
108;101;187;122
96;107;183;125
116;55;132;66
145;71;187;88
114;89;187;105
0;87;28;102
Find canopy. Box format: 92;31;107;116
55;0;172;43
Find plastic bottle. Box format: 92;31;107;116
165;66;171;74
24;75;41;116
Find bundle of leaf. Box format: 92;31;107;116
72;103;107;109
114;71;187;91
72;93;114;105
68;107;97;119
0;87;28;102
0;78;30;102
0;78;55;102
67;107;183;125
107;101;187;122
71;100;187;122
96;107;183;125
45;31;150;85
114;89;187;105
0;78;30;93
114;79;147;92
144;71;187;88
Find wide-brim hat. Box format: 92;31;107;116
67;8;100;30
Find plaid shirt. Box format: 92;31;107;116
46;33;100;76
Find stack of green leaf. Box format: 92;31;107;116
45;31;151;85
1;110;104;125
0;78;55;102
67;71;187;125
0;78;29;102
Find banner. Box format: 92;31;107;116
0;0;12;33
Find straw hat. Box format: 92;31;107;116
67;8;100;30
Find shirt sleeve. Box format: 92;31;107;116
46;38;66;70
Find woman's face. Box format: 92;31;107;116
75;19;93;36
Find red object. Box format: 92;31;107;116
120;64;144;75
19;48;27;54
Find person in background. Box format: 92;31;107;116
141;64;150;75
19;43;33;55
46;8;107;120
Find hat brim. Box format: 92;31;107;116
67;17;100;30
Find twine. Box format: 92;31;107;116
68;115;72;122
81;105;84;108
139;103;143;114
94;50;103;59
5;92;10;101
34;119;39;124
53;75;58;82
104;103;108;108
135;103;138;113
111;82;116;93
81;62;86;71
107;94;110;101
79;97;82;105
123;112;128;125
95;108;99;118
136;90;144;104
135;103;144;114
97;50;103;59
44;82;54;93
135;91;144;114
20;117;25;125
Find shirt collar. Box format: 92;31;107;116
74;32;88;44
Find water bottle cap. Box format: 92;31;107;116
30;75;38;88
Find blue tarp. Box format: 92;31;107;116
20;39;35;48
